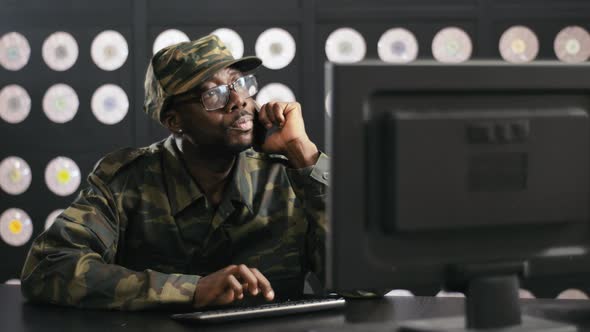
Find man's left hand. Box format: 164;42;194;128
256;101;319;168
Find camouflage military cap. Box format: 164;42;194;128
144;34;262;123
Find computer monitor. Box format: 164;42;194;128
325;61;590;331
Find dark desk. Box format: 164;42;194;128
3;285;590;332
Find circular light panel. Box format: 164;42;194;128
378;28;419;63
255;83;296;105
325;91;332;117
519;289;535;299
557;289;589;300
0;85;31;124
45;157;81;196
386;289;414;297
432;27;472;63
436;290;465;298
42;31;78;71
153;29;190;55
43;84;79;123
91;84;129;125
0;156;31;195
0;32;30;71
45;209;64;230
91;30;129;71
554;26;590;63
499;26;539;63
325;27;366;63
0;208;33;247
5;279;21;285
255;28;296;70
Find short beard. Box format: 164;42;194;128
225;141;252;154
194;140;251;158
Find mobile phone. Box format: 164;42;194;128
252;101;267;152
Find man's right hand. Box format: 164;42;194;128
193;264;275;308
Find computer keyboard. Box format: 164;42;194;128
170;297;346;323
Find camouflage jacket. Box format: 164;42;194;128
20;136;329;310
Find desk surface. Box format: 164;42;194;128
3;285;590;332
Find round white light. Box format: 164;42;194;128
432;27;473;63
0;156;32;195
378;28;419;63
325;27;366;64
0;85;31;124
499;26;539;63
255;28;296;70
0;32;30;71
91;30;129;71
554;26;590;63
42;31;79;71
43;84;79;123
153;29;190;55
45;157;81;196
91;84;129;125
0;208;33;247
45;209;64;230
255;83;296;105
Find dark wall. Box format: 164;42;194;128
1;0;589;291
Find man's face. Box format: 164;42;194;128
169;67;256;154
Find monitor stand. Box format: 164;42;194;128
399;267;577;332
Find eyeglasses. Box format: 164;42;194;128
173;74;259;111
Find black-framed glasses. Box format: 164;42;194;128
174;74;259;111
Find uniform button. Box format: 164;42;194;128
322;172;329;180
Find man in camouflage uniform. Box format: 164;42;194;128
20;35;329;310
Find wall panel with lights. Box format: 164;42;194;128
1;0;589;298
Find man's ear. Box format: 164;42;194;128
162;107;182;133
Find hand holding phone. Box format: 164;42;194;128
252;100;319;167
252;101;268;152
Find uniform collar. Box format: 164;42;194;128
162;136;204;216
162;136;255;216
225;149;255;215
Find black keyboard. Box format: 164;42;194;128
170;297;346;323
